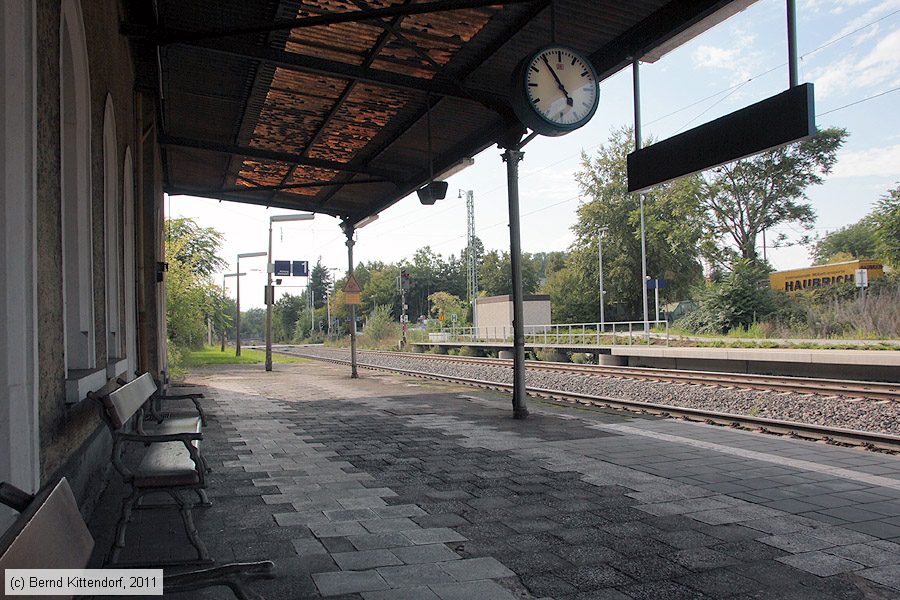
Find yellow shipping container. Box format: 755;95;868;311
769;259;884;293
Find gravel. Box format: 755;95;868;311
289;347;900;437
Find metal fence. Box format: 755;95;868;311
438;320;670;346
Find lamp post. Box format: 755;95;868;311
266;213;314;371
235;251;267;356
598;226;608;331
221;272;242;351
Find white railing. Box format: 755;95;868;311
444;320;670;346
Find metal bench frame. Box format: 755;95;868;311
1;478;273;600
91;374;210;565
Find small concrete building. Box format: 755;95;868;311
475;295;551;340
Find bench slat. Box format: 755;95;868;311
106;373;158;429
135;444;201;488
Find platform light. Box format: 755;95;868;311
353;214;379;229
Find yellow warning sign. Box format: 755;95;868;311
344;291;361;305
343;275;362;294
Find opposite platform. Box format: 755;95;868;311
89;360;900;599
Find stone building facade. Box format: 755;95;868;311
1;0;166;519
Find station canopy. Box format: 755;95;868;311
125;0;756;225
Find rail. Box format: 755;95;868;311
437;320;670;346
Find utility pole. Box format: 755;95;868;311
399;271;410;347
633;57;650;336
598;226;608;330
460;189;478;330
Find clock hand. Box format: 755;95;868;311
541;56;573;106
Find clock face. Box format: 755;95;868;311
512;46;599;136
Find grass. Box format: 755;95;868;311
184;346;309;367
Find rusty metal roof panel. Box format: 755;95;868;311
147;0;752;219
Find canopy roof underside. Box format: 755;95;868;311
125;0;755;223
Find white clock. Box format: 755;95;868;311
510;45;600;136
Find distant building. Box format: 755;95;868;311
475;295;551;340
769;259;884;292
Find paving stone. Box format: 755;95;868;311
362;586;441;600
617;580;713;600
857;564;900;590
332;549;404;570
654;529;721;549
403;528;467;545
311;521;371;538
312;570;389;596
676;567;762;598
348;533;415;551
390;543;460;564
325;508;379;522
667;547;740;571
825;542;900;567
777;551;864;577
438;557;515;581
373;504;427;518
757;532;838;553
291;538;328;556
430;579;518;600
376;563;456;587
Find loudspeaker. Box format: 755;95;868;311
417;181;448;205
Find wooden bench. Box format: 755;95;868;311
0;478;273;599
90;374;211;565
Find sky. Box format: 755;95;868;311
170;0;900;309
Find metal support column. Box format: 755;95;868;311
345;226;359;379
235;255;243;356
265;223;275;371
787;0;799;88
633;58;649;335
502;148;528;419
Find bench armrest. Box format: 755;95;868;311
117;432;202;444
155;394;207;426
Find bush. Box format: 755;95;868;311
535;348;569;362
678;260;798;335
458;346;483;357
357;304;401;349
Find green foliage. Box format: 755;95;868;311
273;294;304;342
362;304;400;344
478;250;540;296
572;126;705;320
871;184;900;268
427;291;466;324
308;259;334;308
184;346;308;366
240;308;265;340
541;266;595;324
812;220;878;264
458;346;482;357
677;260;797;334
165;218;227;277
165;221;223;352
362;266;401;316
699;127;846;264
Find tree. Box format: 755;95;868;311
308;259;333;308
272;293;304;342
699;127;846;264
165;217;227;277
427;291;466;325
572;127;706;320
871;184;900;268
478;250;540;297
541;266;595;324
812;220;877;264
164;218;227;355
362;267;401;316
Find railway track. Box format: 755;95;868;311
285;347;900;453
334;349;900;402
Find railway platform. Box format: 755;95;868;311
88;360;900;599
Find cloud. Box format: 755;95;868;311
808;28;900;97
691;28;763;85
829;0;900;41
830;144;900;178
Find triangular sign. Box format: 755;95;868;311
343;275;362;294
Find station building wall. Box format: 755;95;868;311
1;0;166;518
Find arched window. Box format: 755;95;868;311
60;0;94;370
123;147;138;379
104;95;122;362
